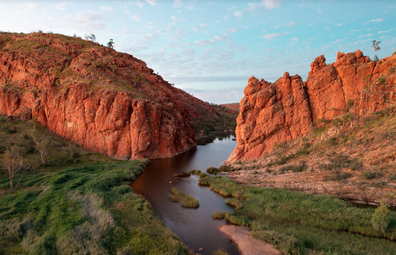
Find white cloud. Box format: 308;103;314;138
125;10;140;22
274;21;295;28
234;11;242;18
247;0;283;11
363;18;384;25
57;2;69;10
69;10;107;30
379;29;394;34
173;0;183;8
145;0;156;6
25;2;37;9
291;38;298;42
263;32;290;40
263;0;283;9
335;23;344;27
100;5;114;12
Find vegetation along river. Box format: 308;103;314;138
132;135;240;255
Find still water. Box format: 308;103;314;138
132;135;240;255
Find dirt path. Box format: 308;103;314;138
219;225;281;255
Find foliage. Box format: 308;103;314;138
107;39;115;49
85;33;96;42
207;167;219;175
0;116;189;254
371;201;390;233
372;40;381;61
169;188;199;208
201;176;396;254
212;211;226;219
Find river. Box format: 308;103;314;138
132;135;240;255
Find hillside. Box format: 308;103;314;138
227;50;396;163
0;116;189;254
223;105;396;206
0;32;235;160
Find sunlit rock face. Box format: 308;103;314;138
227;50;396;163
0;32;221;159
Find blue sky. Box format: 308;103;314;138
1;0;395;104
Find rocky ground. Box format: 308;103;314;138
225;106;396;206
219;225;281;255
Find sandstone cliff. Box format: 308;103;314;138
227;50;396;163
0;32;223;159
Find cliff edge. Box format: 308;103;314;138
227;50;396;163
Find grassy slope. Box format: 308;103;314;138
199;176;396;255
0;116;189;255
227;106;396;205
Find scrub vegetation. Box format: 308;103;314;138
200;176;396;255
0;116;189;254
169;188;200;208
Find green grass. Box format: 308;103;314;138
169;188;199;208
0;161;189;255
200;176;396;255
0;116;189;254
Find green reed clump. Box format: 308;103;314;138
169;188;199;208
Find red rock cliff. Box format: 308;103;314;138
0;32;218;159
227;50;396;163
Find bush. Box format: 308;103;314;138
212;212;226;219
213;249;229;255
219;165;231;172
362;172;376;180
189;169;201;175
371;201;390;233
207;167;219;175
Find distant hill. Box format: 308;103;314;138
221;103;239;112
0;32;236;159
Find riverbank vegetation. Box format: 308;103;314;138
200;176;396;255
0;116;189;254
226;106;396;206
169;188;200;208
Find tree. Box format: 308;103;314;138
85;33;96;42
107;39;115;49
3;146;24;190
372;40;381;61
27;126;49;166
67;144;80;164
371;201;390;233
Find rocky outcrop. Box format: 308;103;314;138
0;32;218;159
227;50;396;163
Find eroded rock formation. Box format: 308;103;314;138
0;32;219;159
227;50;396;163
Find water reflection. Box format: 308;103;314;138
132;135;239;255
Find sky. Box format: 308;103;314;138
1;0;396;104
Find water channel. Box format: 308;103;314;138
132;135;240;255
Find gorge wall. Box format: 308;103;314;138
227;50;396;163
0;32;219;159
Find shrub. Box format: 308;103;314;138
219;165;231;172
173;172;191;178
207;167;219;175
212;212;226;219
199;172;209;178
189;169;201;175
362;172;376;180
213;249;229;255
371;201;390;233
323;171;351;181
378;77;386;85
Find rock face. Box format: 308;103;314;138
0;32;218;159
227;50;396;163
